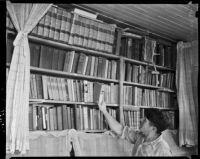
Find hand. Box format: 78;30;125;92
98;91;107;113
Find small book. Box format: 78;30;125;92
93;82;105;104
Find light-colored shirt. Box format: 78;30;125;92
121;126;172;156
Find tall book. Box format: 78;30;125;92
57;49;66;71
93;82;105;104
48;7;57;39
57;106;63;130
71;52;79;73
54;8;62;40
6;36;14;63
51;48;59;70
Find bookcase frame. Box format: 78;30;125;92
6;5;178;132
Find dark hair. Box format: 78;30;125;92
144;108;168;134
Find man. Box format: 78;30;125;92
98;94;172;156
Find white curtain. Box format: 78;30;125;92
6;1;52;154
176;40;198;147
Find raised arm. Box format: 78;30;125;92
98;92;123;136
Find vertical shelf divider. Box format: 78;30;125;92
119;57;125;125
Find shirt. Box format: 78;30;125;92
121;126;172;156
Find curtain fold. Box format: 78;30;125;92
176;40;198;147
6;1;52;154
70;129;133;156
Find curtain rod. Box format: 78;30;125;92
71;4;177;43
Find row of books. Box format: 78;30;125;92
124;63;157;86
124;62;175;89
123;86;176;108
34;43;119;79
120;36;177;68
123;110;140;130
154;43;177;68
6;37;119;79
29;73;119;104
68;11;116;53
6;5;116;54
159;72;175;89
29;104;117;131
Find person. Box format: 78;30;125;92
98;93;172;156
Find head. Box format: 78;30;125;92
140;108;168;136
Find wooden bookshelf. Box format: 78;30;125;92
6;4;178;132
29;98;119;107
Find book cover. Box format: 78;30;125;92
57;50;66;71
56;77;64;101
49;107;54;130
85;55;92;76
76;53;86;74
52;48;59;70
43;9;51;38
93;82;105;104
59;10;67;42
75;105;80;130
6;37;14;63
32;106;37;130
41;75;48;99
71;52;79;73
57;106;63;130
29;106;33;130
54;8;62;40
41;107;47;130
49;7;57;39
37;15;45;36
62;105;68;130
65;11;73;43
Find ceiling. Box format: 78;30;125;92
60;4;198;43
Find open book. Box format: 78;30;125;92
93;82;105;104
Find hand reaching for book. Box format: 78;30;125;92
98;92;107;113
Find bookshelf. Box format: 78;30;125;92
6;5;178;133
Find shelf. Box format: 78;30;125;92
123;105;177;111
29;129;107;133
123;81;159;89
123;81;175;92
6;63;119;84
29;99;119;107
31;66;119;83
157;87;176;93
82;130;107;133
7;29;120;60
123;57;176;71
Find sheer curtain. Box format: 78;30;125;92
6;1;52;154
176;40;198;147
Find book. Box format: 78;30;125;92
6;37;14;63
43;9;51;38
49;6;57;39
29;106;33;130
76;53;87;74
71;52;79;73
41;75;48;99
62;105;68;129
37;15;45;36
54;8;62;40
51;48;59;70
49;107;54;130
57;49;66;71
73;8;97;19
57;106;63;130
93;82;105;104
85;55;92;76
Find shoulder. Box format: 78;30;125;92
154;137;172;156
